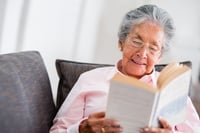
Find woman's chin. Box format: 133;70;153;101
126;71;145;78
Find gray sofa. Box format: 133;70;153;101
0;51;198;133
0;51;56;133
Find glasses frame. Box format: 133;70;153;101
126;36;162;57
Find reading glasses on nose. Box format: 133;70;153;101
127;38;162;56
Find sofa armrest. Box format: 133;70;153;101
0;51;56;133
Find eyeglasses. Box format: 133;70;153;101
126;37;162;56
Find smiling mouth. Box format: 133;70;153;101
131;59;146;65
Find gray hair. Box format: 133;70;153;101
118;4;175;53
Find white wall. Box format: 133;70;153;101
0;0;199;102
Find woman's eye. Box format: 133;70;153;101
132;41;142;46
149;46;158;52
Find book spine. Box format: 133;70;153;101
148;92;160;127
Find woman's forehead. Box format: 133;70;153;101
130;22;164;39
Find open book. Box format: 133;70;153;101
106;62;191;133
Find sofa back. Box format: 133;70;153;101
0;51;56;133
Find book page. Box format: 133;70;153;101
112;73;156;92
106;81;158;133
157;62;178;87
157;62;190;89
151;70;191;126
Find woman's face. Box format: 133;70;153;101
119;21;164;78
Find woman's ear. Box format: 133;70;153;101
118;40;123;51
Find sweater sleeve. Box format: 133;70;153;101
49;75;87;133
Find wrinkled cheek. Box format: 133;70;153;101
146;65;155;73
123;49;135;59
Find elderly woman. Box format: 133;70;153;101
50;4;200;133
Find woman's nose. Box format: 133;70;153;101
136;46;148;58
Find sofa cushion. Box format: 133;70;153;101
55;59;192;110
55;59;112;109
0;51;56;133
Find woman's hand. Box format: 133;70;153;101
140;117;173;133
79;112;123;133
